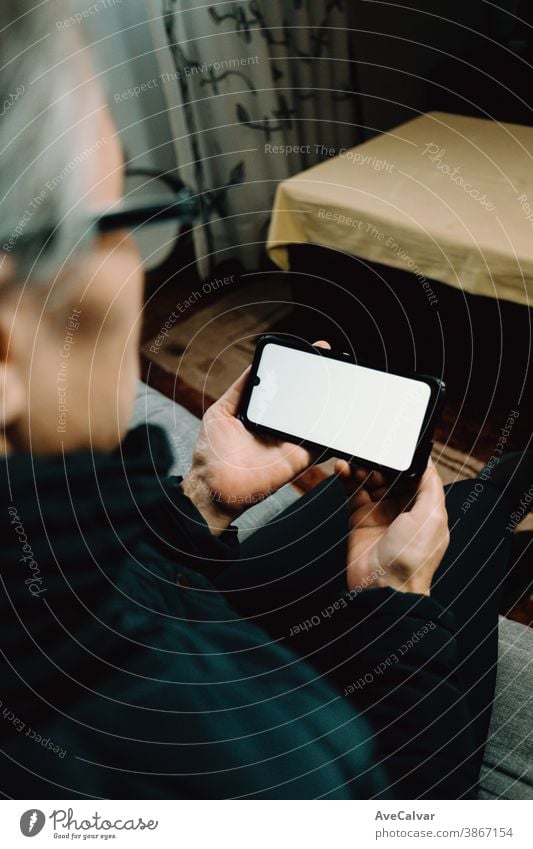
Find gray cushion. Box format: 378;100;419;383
479;617;533;799
131;380;533;799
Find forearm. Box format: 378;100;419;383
290;588;477;798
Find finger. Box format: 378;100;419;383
313;340;331;350
335;462;386;492
348;487;373;510
365;478;413;511
334;460;364;477
352;466;374;483
335;459;352;478
410;464;445;521
351;497;403;527
365;469;387;491
349;467;387;491
335;462;374;492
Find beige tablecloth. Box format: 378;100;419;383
267;112;533;306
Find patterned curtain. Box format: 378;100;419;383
155;0;361;276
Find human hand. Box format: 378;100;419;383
181;341;331;535
336;460;449;596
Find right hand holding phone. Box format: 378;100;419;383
335;460;449;597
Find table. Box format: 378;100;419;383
267;111;533;307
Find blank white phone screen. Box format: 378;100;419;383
247;343;432;471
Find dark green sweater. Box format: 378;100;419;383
0;425;475;798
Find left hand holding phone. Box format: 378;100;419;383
181;340;332;535
336;459;449;597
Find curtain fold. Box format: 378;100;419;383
152;0;362;276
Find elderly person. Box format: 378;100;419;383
1;0;526;799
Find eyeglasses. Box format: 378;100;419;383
95;187;199;235
1;187;199;260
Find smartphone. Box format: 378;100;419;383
239;335;445;478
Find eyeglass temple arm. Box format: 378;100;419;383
96;186;200;233
124;165;186;194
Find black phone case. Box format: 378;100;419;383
238;334;446;479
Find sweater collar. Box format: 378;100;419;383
2;424;174;571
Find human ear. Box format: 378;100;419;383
0;354;26;455
0;285;27;453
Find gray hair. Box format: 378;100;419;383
0;0;102;284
